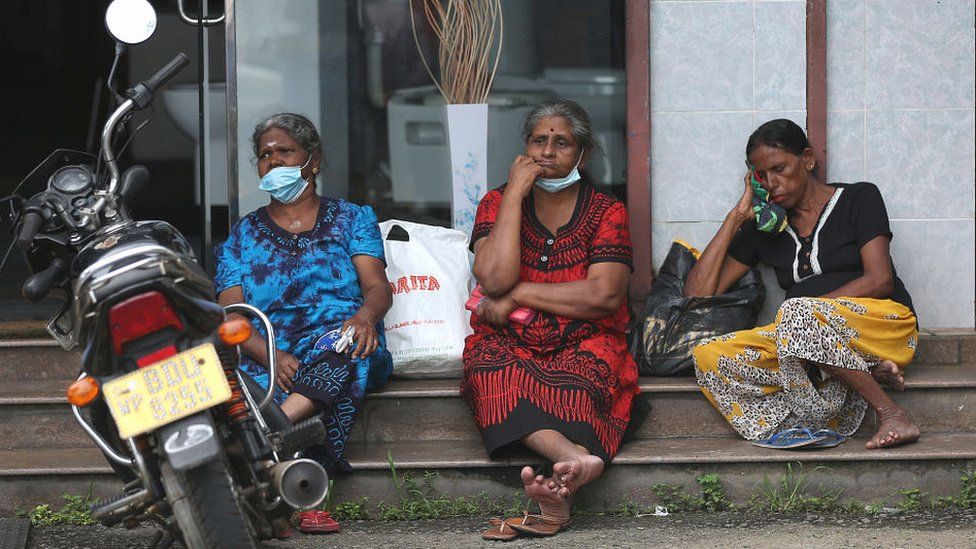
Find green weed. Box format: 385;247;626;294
897;488;926;512
748;463;844;513
374;471;484;520
609;500;645;517
27;491;97;526
697;473;733;511
864;501;884;515
319;463;976;521
649;474;733;512
960;469;976;509
651;483;701;512
348;452;524;520
332;498;371;521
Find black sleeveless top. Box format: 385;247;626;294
728;182;914;313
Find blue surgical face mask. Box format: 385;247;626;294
259;155;312;204
535;149;584;193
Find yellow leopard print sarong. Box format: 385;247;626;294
692;297;917;440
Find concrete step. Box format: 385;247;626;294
914;329;976;365
3;365;975;449
0;330;971;382
357;364;976;442
2;432;975;515
0;339;80;380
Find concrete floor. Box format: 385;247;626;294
25;511;976;549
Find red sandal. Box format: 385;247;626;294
299;510;340;534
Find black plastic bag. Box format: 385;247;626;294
629;241;765;376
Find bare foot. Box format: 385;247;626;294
550;455;605;498
871;360;905;391
866;410;920;449
520;466;570;515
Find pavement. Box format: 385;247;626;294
24;511;976;549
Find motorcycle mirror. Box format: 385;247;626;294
119;165;150;202
105;0;157;45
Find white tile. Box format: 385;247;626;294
755;1;807;111
651;112;757;222
826;0;866;111
890;219;975;328
826;110;865;184
650;1;754;112
865;109;976;220
754;110;806;130
865;0;976;110
651;221;724;270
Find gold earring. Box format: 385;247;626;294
312;167;319;175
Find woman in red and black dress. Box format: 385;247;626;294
462;99;640;538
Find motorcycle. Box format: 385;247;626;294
1;1;330;547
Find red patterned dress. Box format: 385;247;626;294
461;183;641;463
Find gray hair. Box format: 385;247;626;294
251;112;323;164
520;99;601;156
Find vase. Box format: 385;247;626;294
445;103;488;235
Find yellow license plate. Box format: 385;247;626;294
103;343;232;439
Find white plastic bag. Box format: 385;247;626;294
379;220;473;378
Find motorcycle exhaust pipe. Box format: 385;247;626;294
271;458;329;510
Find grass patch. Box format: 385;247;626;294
698;473;733;512
900;469;976;511
960;469;976;509
897;488;926;512
863;501;884;515
748;463;846;513
333;451;525;521
634;474;735;514
333;498;371;521
22;489;97;526
324;463;976;520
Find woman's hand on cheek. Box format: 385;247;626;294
508;155;544;197
477;294;519;327
274;349;301;391
343;313;379;359
734;170;755;222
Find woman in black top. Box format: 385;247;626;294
686;119;919;450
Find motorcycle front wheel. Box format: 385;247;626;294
160;457;258;549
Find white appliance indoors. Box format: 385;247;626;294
386;1;626;206
161;82;228;206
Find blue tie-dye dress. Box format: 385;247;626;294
214;197;393;475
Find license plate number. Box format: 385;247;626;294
103;343;231;439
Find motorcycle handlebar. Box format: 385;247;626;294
22;257;66;303
16;211;43;251
143;53;189;95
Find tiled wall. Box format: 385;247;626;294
649;0;806;323
825;0;975;327
648;0;975;327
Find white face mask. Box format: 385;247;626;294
259;155;312;204
535;149;584;193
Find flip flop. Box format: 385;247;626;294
298;510;339;533
803;429;847;449
750;427;829;449
506;511;571;537
482;517;519;541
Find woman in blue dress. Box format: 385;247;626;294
214;113;393;498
